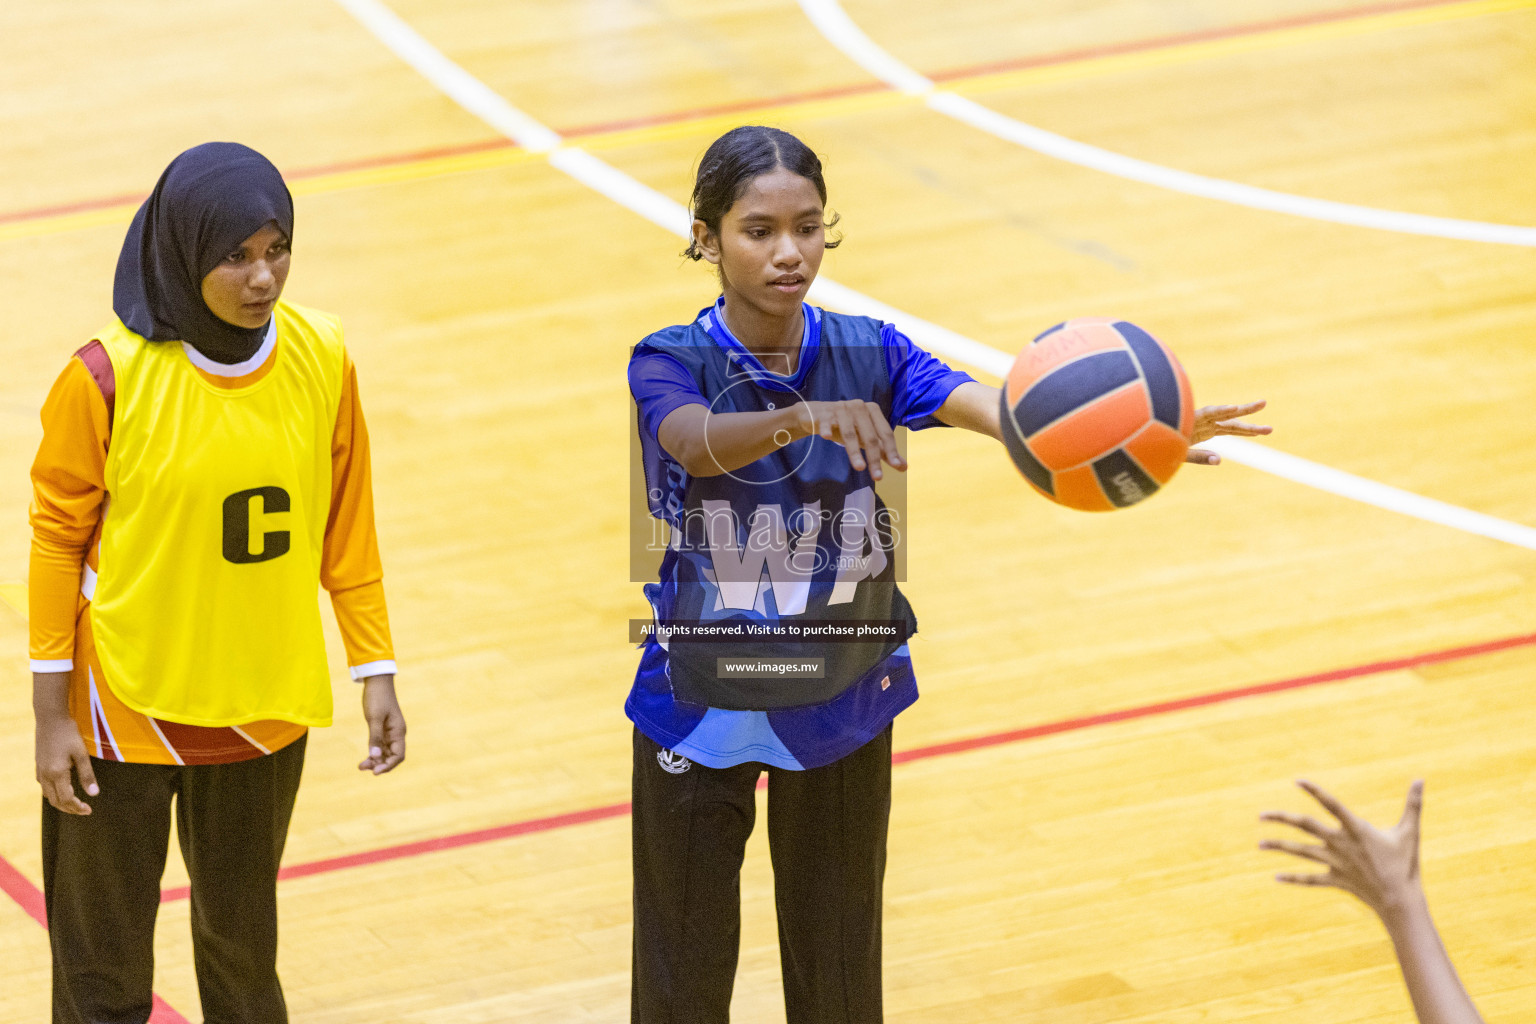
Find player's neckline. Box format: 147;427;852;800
701;300;821;392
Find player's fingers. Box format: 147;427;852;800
1258;838;1341;868
813;404;835;440
831;408;867;472
72;750;100;798
1273;872;1339;888
358;724;383;771
846;404;888;478
1214;419;1273;436
860;405;903;475
1184;448;1221;465
376;744;405;774
1399;779;1425;830
1195;404;1243;422
1200;400;1267;420
38;773;65;813
42;784;74;815
376;716;406;773
40;769;64;810
863;402;905;469
1258;810;1335;841
1296;779;1360;835
43;770;90;816
1214;401;1268;420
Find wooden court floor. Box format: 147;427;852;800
2;1;1534;1020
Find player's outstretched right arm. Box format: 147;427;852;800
658;400;905;481
1260;780;1485;1024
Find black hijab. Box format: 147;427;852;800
114;142;294;364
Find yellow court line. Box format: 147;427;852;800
0;206;142;243
0;584;27;620
950;0;1536;96
3;0;1529;245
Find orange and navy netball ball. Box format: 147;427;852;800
1000;318;1194;511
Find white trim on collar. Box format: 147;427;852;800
182;317;276;377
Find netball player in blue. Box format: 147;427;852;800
627;125;1268;1023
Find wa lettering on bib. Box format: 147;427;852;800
634;306;917;711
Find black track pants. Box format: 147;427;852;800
631;726;891;1024
42;734;306;1024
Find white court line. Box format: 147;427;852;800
329;0;1536;552
798;0;1536;248
333;0;560;152
1200;438;1536;550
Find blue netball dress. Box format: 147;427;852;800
627;300;972;770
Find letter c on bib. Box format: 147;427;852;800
223;486;292;564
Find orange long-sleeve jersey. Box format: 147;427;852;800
29;336;395;764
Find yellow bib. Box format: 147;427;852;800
92;301;344;727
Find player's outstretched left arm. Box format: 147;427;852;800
358;674;405;775
1186;400;1271;465
934;381;1004;440
937;385;1271;467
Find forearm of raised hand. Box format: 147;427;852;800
1380;894;1486;1024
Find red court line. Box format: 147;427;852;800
0;138;525;227
0;852;191;1022
559;82;883;139
1;629;1531;1015
924;0;1468;83
893;630;1536;764
158;801;633;902
141;627;1534;900
0;190;155;226
0;0;1476;229
284;136;515;179
0;855;46;928
149;996;190;1024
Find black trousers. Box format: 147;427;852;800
42;734;306;1024
632;726;891;1024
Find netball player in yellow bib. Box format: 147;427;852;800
27;142;405;1023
